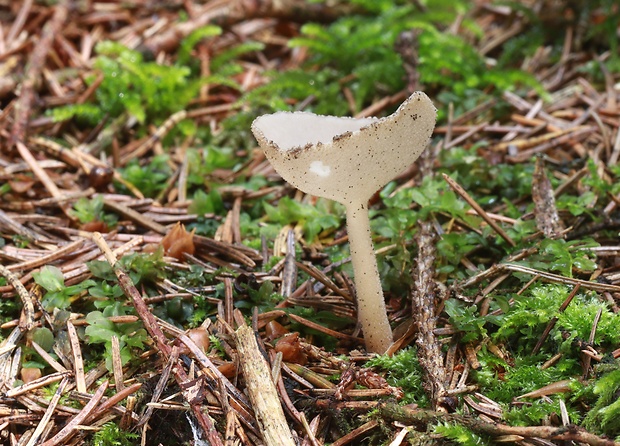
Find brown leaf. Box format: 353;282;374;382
161;222;196;260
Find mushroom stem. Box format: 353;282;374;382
346;200;392;354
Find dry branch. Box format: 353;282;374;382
378;403;620;446
233;323;296;446
411;218;447;410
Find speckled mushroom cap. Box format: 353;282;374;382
251;91;437;205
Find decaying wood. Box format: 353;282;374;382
233;323;296;446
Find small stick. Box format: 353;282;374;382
103;198;167;234
331;420;379;446
378;403;620;446
583;307;603;379
233;323;296;446
137;347;178;428
442;174;516;247
88;382;143;422
503;263;620;292
5;371;71;398
31;341;67;373
411;217;447;410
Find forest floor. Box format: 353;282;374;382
1;1;620;445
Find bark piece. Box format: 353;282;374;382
234;324;295;446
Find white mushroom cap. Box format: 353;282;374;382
251;91;437;205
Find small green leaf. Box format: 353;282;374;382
33;266;65;293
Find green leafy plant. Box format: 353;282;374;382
444;299;501;343
434;422;489;446
583;363;620;438
366;347;428;405
262;196;342;242
52;41;201;125
85;302;148;371
118;155;172;198
90;421;140;446
33;266;95;311
88;251;167;293
71;195;117;226
518;238;598;277
246;0;540;120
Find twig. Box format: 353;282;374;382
331;420;379;446
102;198;168;234
14;141;73;218
378;403;620;446
233;323;296;446
137;347;178;428
502;263;620;292
411;218;447;410
65;321;86;394
88;231;224;446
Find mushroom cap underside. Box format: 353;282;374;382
252;91;437;204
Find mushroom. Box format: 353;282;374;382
251;92;436;353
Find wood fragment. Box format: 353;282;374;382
532;156;564;238
66;321;86;394
411;218;447;410
233;323;296;446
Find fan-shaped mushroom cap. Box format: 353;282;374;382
251;92;437;205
